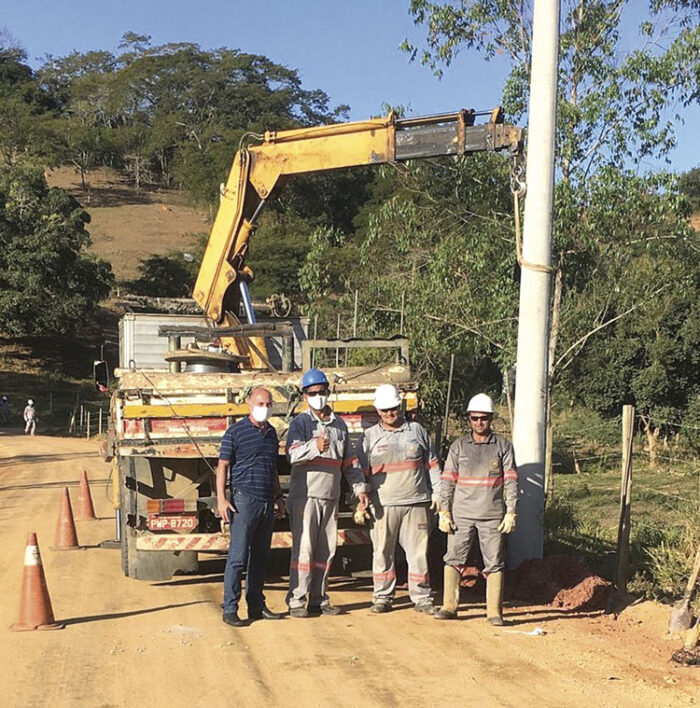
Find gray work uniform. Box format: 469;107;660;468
286;410;367;609
440;432;517;573
356;421;440;606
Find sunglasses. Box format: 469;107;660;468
379;406;400;413
469;415;491;422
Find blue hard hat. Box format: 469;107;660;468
301;368;329;390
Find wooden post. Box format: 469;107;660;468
86;411;91;440
336;313;341;367
352;289;359;337
442;354;455;440
79;405;84;428
400;291;405;335
615;404;635;594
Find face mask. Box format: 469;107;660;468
251;405;270;423
307;394;328;411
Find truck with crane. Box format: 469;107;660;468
109;108;523;580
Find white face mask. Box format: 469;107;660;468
307;394;328;411
251;405;271;423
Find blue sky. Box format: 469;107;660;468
1;0;697;172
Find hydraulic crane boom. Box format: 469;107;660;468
192;108;523;361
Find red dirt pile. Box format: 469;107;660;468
509;554;612;611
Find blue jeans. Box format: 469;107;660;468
223;490;276;615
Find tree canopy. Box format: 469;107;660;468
0;167;113;334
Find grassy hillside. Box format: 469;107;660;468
45;167;208;282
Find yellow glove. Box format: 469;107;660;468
497;512;517;534
438;510;457;534
353;504;371;526
430;494;441;513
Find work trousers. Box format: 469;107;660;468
287;496;338;609
25;419;36;435
444;516;504;574
370;502;431;606
222;489;276;615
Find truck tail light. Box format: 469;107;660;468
162;499;186;512
146;500;160;513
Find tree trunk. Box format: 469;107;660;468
641;415;659;470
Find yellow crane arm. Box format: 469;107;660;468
193;108;523;327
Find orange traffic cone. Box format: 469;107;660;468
76;469;96;520
10;533;63;631
51;488;80;550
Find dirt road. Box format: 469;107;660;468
0;433;696;708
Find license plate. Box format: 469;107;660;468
147;513;198;533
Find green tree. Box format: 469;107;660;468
402;1;699;481
0;167;114;334
126;254;194;297
679;167;700;212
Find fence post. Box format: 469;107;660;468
99;408;103;435
615;404;635;594
86;410;91;440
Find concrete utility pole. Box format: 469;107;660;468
508;0;560;568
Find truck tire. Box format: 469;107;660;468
119;458;198;581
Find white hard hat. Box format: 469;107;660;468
466;393;493;414
27;399;34;405
374;384;401;410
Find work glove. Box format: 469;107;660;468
438;510;457;534
353;503;371;526
497;512;517;534
430;494;441;513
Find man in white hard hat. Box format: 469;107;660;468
285;368;369;617
434;393;517;625
355;384;441;614
23;399;36;436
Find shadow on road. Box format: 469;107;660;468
62;600;211;626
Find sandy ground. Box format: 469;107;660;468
0;432;697;708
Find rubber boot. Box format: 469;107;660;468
486;570;504;626
434;565;460;620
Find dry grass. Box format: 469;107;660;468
45;167;208;281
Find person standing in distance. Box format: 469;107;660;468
24;399;36;435
286;368;369;617
356;384;441;614
434;393;518;625
216;386;287;627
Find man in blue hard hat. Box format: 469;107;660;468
285;368;370;617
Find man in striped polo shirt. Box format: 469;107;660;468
434;393;518;625
286;368;369;617
216;386;286;627
355;384;441;614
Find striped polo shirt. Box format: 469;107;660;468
440;432;518;520
219;417;279;501
355;420;441;507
